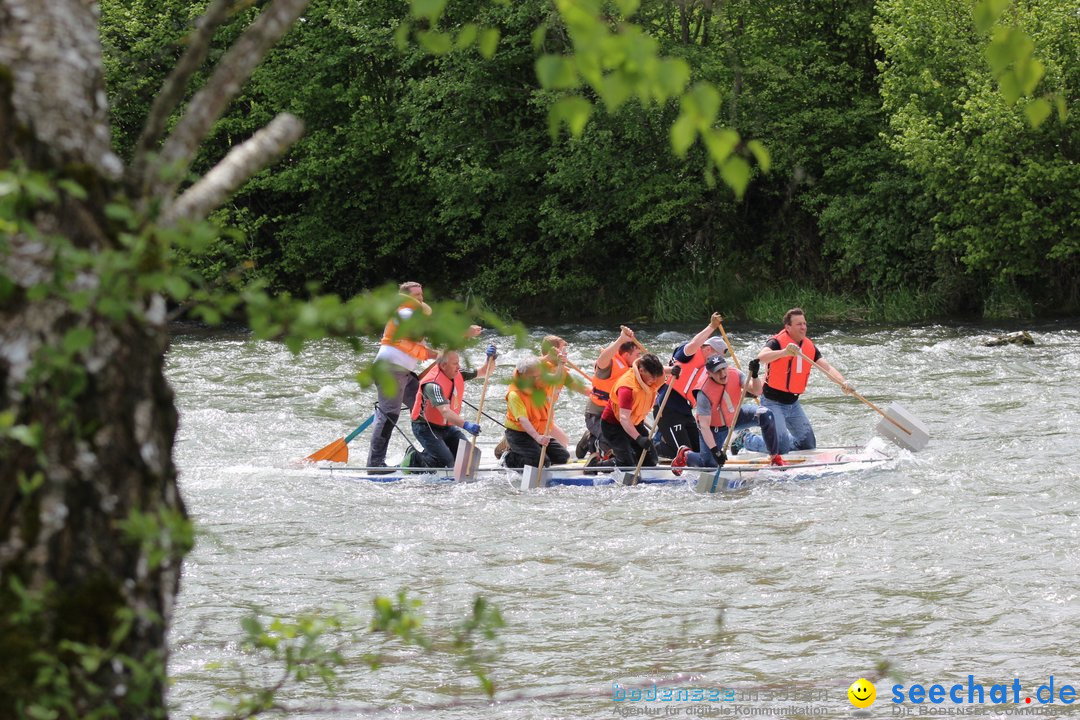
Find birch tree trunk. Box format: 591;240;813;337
0;0;305;715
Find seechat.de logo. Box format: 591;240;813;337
848;678;877;708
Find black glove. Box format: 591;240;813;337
669;365;681;379
711;446;727;467
634;434;652;450
748;359;760;378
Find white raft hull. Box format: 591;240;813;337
320;442;892;491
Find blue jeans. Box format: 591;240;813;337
742;397;815;454
686;405;780;466
411;420;467;468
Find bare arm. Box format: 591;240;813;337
594;326;635;371
814;357;853;393
436;404;467;427
684;316;720;356
696;414;716;450
618;407;641;440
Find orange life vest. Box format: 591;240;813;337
589;353;632;408
694;369;744;429
380;298;435;362
669;349;707;402
764;330;816;395
411;364;463;426
504;373;551;433
610;364;663;426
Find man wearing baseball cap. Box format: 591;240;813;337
672;353;783;470
653;314;729;459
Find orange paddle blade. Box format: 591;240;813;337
306;438;348;463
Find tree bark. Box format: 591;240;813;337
0;0;303;715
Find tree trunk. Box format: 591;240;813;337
1;1;183;716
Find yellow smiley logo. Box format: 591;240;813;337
848;678;876;708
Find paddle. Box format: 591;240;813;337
563;358;594;383
305;414;373;463
461;398;507;428
692;373;753;493
457;351;496;481
520;384;563;490
794;348;929;451
712;313;741;369
619;372;677;487
304;359;438;463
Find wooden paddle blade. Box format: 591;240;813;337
305;438;348;463
875;402;929;451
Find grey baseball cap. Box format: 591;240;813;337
703;337;727;353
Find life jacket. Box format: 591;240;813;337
504;373;551;433
380;297;434;362
694;369;744;429
764;330;816;395
589;352;632;408
411;364;463;426
669;348;707;402
609;363;663;426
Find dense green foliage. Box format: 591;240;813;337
100;0;1077;321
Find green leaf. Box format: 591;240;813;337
701;128;739;165
394;22;412;51
62;327;94;354
998;73;1022;104
104;202;135;224
417;30;452;55
720;156;751;199
56;179;88;200
614;0;639;19
973;0;1010;34
746;140;771;173
535;55;578;90
164;275;191;301
669;113;697;158
531;23;547;52
655;58;691;102
410;0;447;23
477;28;500;59
456;23;478;50
548;96;593;139
683;82;721;128
600;73;632;112
1054;94;1068;122
1023;97;1051;128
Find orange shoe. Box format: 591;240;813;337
770;454;788;467
671;446;690;476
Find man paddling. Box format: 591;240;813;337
654;315;729;458
577;325;641;459
598;354;668;468
367;281;481;471
739;308;852;454
501;358;570;469
405;347;496;469
672;355;784;470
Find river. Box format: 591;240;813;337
164;322;1080;719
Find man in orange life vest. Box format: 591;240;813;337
502;358;571;468
599;353;668;467
367;281;481;469
654;314;729;459
407;347;496;468
673;354;782;469
577;325;641;459
740;308;852;454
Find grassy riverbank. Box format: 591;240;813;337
649;279;1054;325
